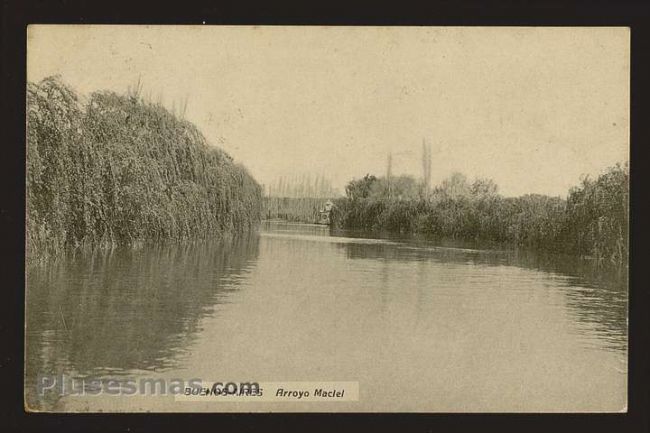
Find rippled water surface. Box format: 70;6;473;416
25;221;627;412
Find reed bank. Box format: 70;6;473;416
26;77;262;260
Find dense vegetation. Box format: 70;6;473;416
27;77;262;259
333;164;629;263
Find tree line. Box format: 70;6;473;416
266;174;337;199
332;163;628;263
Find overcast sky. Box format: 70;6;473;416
27;26;629;197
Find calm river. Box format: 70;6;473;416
25;221;627;412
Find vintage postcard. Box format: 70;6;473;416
25;25;629;412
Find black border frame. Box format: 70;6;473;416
2;1;648;432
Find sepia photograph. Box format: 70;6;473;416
24;25;629;413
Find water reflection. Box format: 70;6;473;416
337;235;627;354
25;222;627;412
25;234;260;410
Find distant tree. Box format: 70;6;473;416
441;172;470;198
345;174;378;200
470;178;499;197
370;175;420;201
421;139;432;198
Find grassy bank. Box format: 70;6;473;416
332;164;628;263
27;77;262;259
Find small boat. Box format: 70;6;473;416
316;200;334;225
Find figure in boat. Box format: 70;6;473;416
317;200;334;225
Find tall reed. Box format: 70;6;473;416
26;77;262;260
